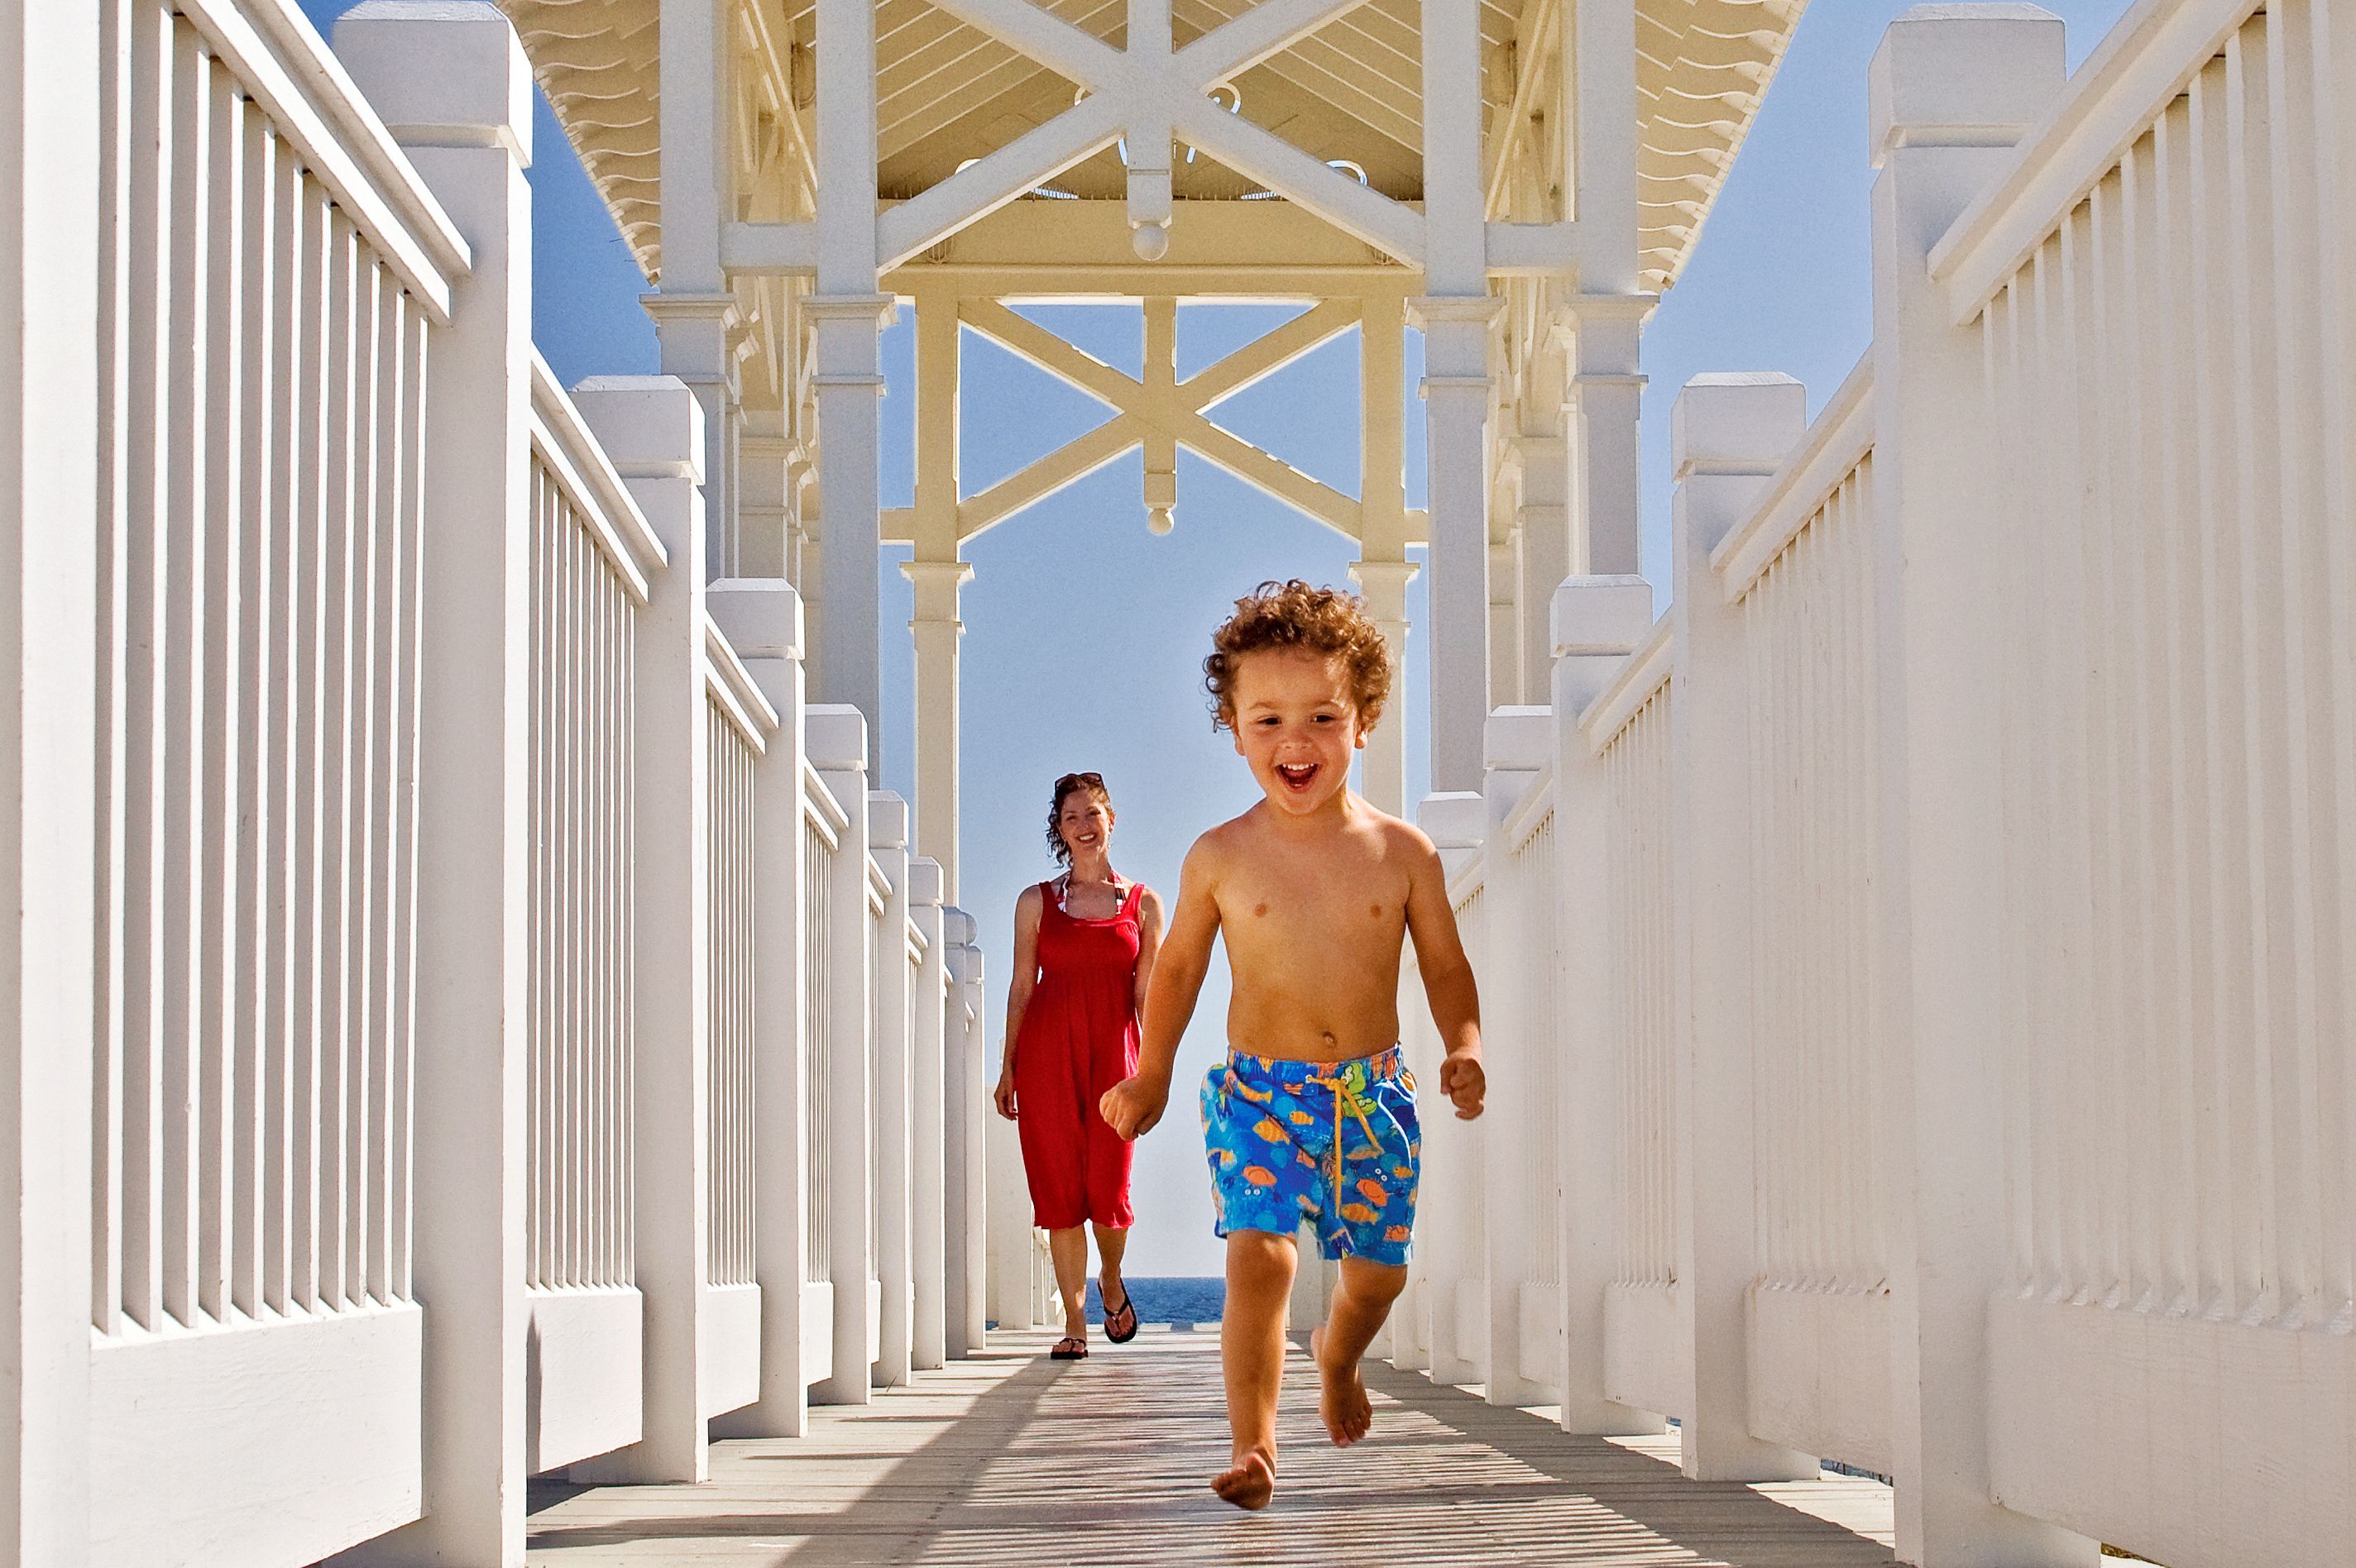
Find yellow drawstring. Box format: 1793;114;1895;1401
1306;1068;1382;1198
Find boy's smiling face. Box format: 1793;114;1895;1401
1228;647;1365;817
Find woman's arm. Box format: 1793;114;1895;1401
1100;839;1220;1140
1130;886;1166;1024
994;886;1043;1120
1402;829;1486;1120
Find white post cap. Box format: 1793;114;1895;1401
1416;791;1487;850
1484;706;1554;772
806;704;868;771
1551;575;1655;660
572;375;705;483
335;0;533;160
908;858;945;907
1867;4;2066;167
867;791;911;850
708;579;805;662
1671;373;1808;480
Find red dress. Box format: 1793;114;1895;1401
1015;878;1144;1229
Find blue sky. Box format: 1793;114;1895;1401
312;0;2130;1275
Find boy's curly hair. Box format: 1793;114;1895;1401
1204;580;1392;734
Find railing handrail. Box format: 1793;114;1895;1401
1501;765;1558;851
702;615;780;751
802;760;848;845
1708;354;1875;600
528;354;667;601
1927;0;2263;321
1578;614;1674;753
180;0;469;318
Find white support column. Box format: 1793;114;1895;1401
1667;373;1817;1484
1353;291;1417;817
1412;791;1487;1386
906;292;965;900
570;377;712;1484
1487;519;1523;709
1865;13;2093;1566
807;705;875;1405
737;431;794;580
706;581;816;1437
1559;301;1649;577
336;8;533;1561
1413;295;1503;792
1514;433;1569;696
867;793;915;1388
945;919;988;1357
907;858;949;1372
1418;0;1499;792
649;0;738;579
1549;574;1664;1437
811;0;890;745
0;0;97;1556
1479;706;1554;1407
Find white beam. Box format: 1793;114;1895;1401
720;220;817;272
918;0;1127;87
958;416;1143;538
1183;298;1360;406
1171;98;1425;263
876;95;1126;269
1176;0;1381;86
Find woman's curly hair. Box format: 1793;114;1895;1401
1045;772;1112;867
1203;580;1392;734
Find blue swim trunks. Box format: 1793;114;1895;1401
1200;1045;1421;1266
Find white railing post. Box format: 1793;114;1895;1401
944;916;988;1357
1668;372;1817;1484
1479;707;1554;1407
866;793;913;1387
907;857;948;1372
1411;791;1487;1387
0;1;98;1558
1866;11;2093;1565
567;376;710;1484
334;7;531;1561
1549;574;1661;1437
807;706;874;1404
706;581;814;1436
986;1034;1034;1332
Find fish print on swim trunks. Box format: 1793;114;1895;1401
1200;1044;1420;1265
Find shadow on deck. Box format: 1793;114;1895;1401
524;1330;1897;1565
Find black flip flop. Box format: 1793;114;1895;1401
1103;1286;1139;1344
1050;1336;1089;1360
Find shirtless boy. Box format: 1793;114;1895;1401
1099;580;1486;1512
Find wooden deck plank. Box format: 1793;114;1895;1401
524;1329;1899;1565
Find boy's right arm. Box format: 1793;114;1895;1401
1099;835;1221;1140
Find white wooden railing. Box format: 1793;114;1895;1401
4;3;982;1562
1413;5;2356;1566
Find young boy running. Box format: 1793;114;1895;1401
1099;580;1486;1511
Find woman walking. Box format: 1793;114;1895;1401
994;772;1163;1359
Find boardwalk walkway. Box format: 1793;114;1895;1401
524;1330;1900;1565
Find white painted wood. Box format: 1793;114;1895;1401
524;1286;644;1475
697;1282;764;1419
865;796;916;1389
90;1303;423;1568
1406;791;1485;1385
708;580;819;1437
806;706;874;1404
907;860;949;1372
333;7;534;1560
1864;12;2095;1565
0;3;100;1557
1668;371;1817;1485
1746;1285;1893;1478
1548;574;1664;1437
1602;1281;1686;1422
942;920;989;1358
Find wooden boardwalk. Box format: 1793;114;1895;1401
524;1328;1900;1565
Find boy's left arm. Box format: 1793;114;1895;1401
1402;830;1486;1120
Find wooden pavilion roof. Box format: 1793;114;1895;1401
499;0;1803;291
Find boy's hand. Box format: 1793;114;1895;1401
1099;1073;1169;1140
1439;1051;1486;1120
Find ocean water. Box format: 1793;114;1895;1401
1085;1275;1223;1326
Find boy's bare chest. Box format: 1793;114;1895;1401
1218;844;1405;953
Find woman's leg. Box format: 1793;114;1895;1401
1047;1225;1089;1341
1091;1222;1129;1313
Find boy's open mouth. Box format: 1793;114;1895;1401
1275;762;1319;793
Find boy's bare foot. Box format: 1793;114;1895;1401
1309;1326;1373;1446
1210;1447;1276;1510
